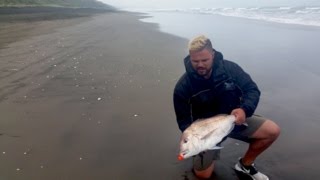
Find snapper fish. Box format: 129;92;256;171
178;114;236;160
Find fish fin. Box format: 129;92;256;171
200;128;218;140
242;123;248;127
208;146;224;150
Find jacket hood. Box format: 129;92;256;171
184;50;224;80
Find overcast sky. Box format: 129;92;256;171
99;0;320;9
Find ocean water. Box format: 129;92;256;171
135;7;320;49
134;6;320;27
136;8;320;77
155;6;320;26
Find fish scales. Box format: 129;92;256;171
178;114;236;160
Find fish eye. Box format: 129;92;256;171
184;138;188;143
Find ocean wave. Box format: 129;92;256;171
149;6;320;27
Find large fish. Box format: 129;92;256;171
178;114;236;160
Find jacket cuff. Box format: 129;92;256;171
240;105;253;117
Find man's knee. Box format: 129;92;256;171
253;120;280;140
194;162;214;179
266;120;281;139
193;150;219;177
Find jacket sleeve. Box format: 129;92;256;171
173;84;193;132
226;61;261;117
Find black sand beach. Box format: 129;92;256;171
1;7;320;180
0;7;189;180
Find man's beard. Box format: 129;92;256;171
197;68;211;77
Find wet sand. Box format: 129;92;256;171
1;7;319;180
0;8;190;180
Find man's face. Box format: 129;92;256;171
189;48;214;78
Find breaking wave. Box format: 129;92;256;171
144;6;320;27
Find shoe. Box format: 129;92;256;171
234;158;269;180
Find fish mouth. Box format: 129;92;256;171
177;154;184;161
178;150;189;161
180;150;189;155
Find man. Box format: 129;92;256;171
173;35;280;180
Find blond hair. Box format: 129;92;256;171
188;35;213;52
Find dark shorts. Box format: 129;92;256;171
193;115;267;171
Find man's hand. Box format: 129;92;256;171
231;108;246;125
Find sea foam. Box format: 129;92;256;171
142;6;320;27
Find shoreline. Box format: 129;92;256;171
141;11;320;40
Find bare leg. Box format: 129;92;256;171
242;120;280;166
